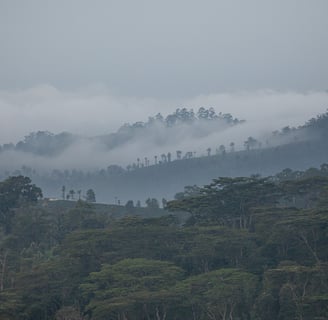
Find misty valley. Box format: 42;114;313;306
1;0;328;318
0;107;327;319
0;108;327;204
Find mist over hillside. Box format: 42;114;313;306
1;88;328;172
0;109;246;173
1;2;328;318
1;105;328;203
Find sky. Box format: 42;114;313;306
0;0;328;145
1;0;327;96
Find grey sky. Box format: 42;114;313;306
0;87;327;145
1;89;328;171
1;0;327;98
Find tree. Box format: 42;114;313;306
184;151;193;159
61;185;66;200
81;258;184;320
177;268;258;320
69;189;75;200
145;198;159;209
125;200;134;209
168;176;281;228
255;264;328;320
219;144;226;155
0;176;42;233
244;136;258;151
86;189;96;203
63;200;103;231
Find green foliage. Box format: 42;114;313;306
176;268;258;320
85;189;96;203
168;176;281;227
63;200;104;232
254;264;328;320
1;173;328;319
0;176;42;233
81;258;184;320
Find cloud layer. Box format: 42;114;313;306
0;86;327;171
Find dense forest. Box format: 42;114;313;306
0;165;328;319
0;110;328;203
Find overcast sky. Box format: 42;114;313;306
0;0;328;146
1;0;327;97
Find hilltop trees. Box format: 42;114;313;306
14;131;75;156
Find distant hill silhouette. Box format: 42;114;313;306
1;109;327;203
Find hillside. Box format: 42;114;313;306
0;171;327;319
0;110;328;203
0;107;242;157
39;199;169;220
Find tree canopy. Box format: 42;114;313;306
0;172;328;319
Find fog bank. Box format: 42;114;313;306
0;86;327;171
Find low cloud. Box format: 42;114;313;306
0;86;327;172
0;85;176;143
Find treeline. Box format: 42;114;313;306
0;170;328;319
1;108;327;162
1;110;328;204
117;107;242;129
0;107;242;157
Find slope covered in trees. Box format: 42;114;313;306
1;110;328;203
0;171;327;319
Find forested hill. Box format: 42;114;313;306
2;107;327;158
0;107;242;156
1;110;328;203
0;173;327;319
